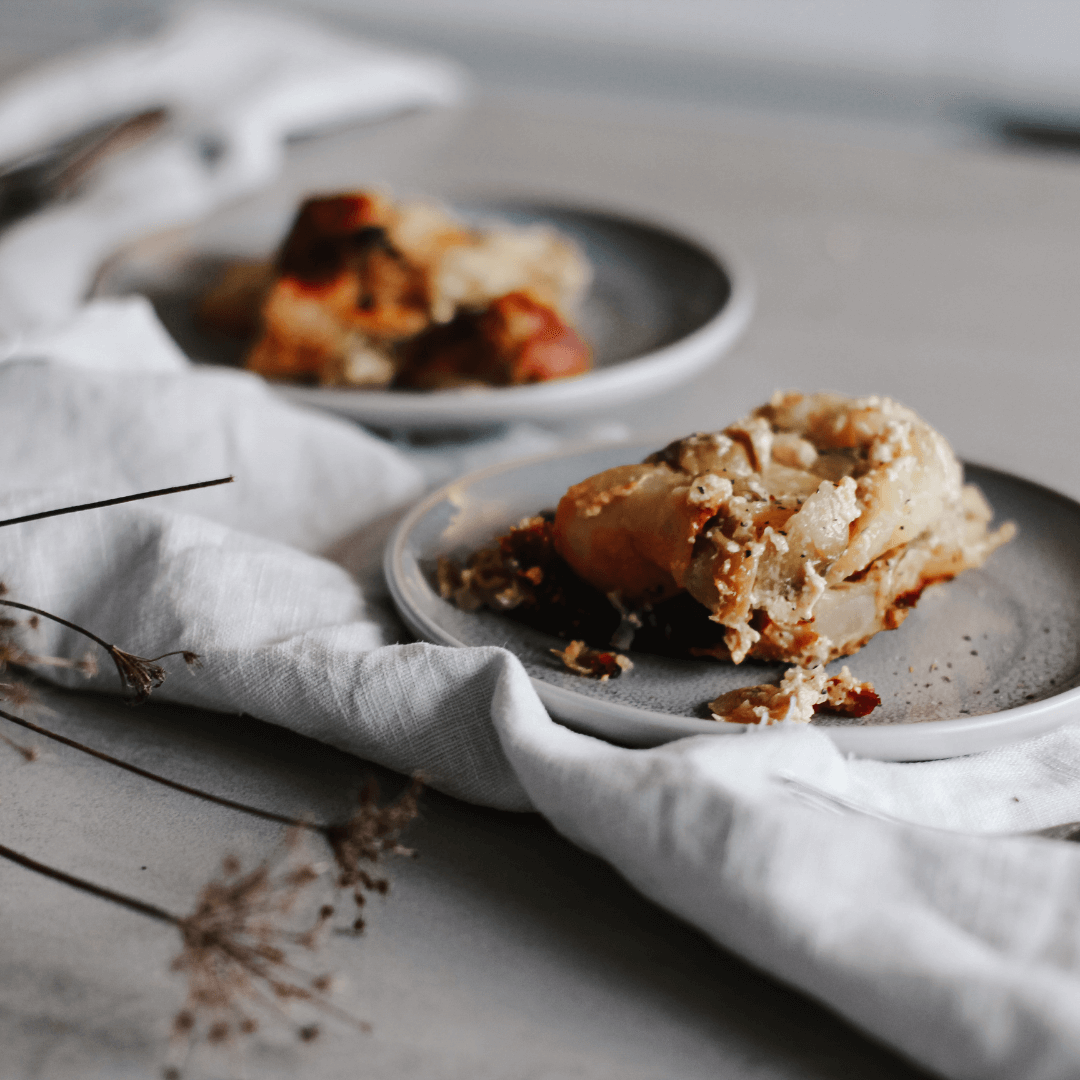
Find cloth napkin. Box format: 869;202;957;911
5;12;1080;1080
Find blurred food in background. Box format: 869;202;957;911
198;190;593;391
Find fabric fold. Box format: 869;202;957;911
492;703;1080;1080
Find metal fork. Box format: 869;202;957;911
776;774;1080;841
0;108;167;228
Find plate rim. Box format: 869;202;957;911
385;438;1080;760
95;199;755;427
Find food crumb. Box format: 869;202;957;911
551;640;633;680
708;665;879;726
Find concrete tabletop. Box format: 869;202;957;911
5;11;1080;1079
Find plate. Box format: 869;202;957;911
92;200;753;430
384;440;1080;761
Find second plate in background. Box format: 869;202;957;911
93;200;753;430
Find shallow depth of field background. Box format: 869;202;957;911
7;0;1080;146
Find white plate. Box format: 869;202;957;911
385;441;1080;761
93;200;753;430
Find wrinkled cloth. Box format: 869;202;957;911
5;14;1080;1080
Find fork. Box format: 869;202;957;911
0;108;166;228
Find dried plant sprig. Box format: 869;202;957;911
325;776;422;929
0;700;421;919
110;646;201;701
0;832;364;1075
0;501;420;978
0;475;228;698
0;598;199;702
169;831;370;1069
0;704;306;825
0;840;178;925
0;602;97;737
0;474;393;1069
0;476;234;530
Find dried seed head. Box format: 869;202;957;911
324;777;421;916
207;1021;230;1044
172;1011;195;1035
170;830;362;1062
109;648;168;702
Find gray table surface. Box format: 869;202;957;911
6;18;1080;1079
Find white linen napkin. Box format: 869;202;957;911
5;13;1080;1080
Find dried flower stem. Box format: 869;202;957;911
0;704;305;828
0;703;420;916
0;476;234;530
0;598;198;701
2;597;130;653
0;839;177;924
0;702;417;844
0;835;366;1054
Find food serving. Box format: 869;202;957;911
198;190;593;390
439;392;1016;724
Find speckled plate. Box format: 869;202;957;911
385;441;1080;761
93;200;752;430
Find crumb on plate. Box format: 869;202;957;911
708;665;880;725
551;640;633;680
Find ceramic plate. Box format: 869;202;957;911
93;200;752;430
385;441;1080;761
